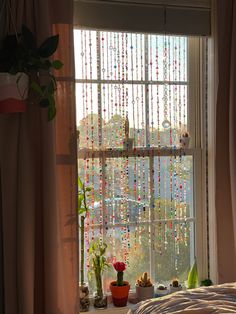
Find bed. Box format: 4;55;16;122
129;283;236;313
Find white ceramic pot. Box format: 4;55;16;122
169;284;182;293
155;288;169;297
0;72;29;113
136;285;154;302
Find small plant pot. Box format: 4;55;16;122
110;281;130;307
179;137;190;149
0;73;29;113
155;287;169;297
169;284;182;293
79;283;90;312
123;138;134;150
135;285;154;302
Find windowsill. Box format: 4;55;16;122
87;301;136;314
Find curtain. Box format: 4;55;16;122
215;0;236;283
0;1;78;313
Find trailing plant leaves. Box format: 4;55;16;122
187;259;199;289
52;60;63;70
21;25;37;50
38;34;59;58
78;177;83;189
31;81;43;96
48;101;56;121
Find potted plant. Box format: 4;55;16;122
78;177;92;312
186;259;199;289
89;241;109;308
0;25;63;119
156;284;169;297
169;279;182;293
179;131;190;148
110;261;130;307
123;116;134;150
136;272;154;301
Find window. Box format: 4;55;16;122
74;29;206;292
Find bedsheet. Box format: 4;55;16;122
129;283;236;313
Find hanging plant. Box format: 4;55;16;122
0;25;63;120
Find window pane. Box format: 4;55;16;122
148;35;187;82
76;83;100;149
149;84;188;147
154;221;194;284
101;84;146;148
104;225;151;291
100;32;145;81
153;156;194;220
104;157;150;224
74;30;97;80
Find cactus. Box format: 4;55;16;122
172;279;180;288
136;272;153;287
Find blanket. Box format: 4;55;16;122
129;283;236;313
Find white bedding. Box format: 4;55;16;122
129;283;236;314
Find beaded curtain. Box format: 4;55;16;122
75;30;194;290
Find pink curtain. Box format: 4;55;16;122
215;0;236;283
0;1;78;313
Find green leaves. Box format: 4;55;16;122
89;241;110;274
21;24;37;50
38;34;59;58
187;259;199;289
0;24;63;120
200;279;212;287
52;60;63;70
78;176;93;216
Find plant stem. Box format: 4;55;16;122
80;215;85;285
95;267;103;297
117;272;124;286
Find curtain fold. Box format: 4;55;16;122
0;1;78;313
215;0;236;283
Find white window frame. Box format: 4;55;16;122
75;30;208;283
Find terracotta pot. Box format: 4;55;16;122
0;72;29;113
110;281;130;307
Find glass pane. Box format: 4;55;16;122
104;225;151;291
104;157;150;223
149;84;188;147
148;35;187;82
153;156;194;220
76;83;100;149
154;221;194;284
74;30;98;80
101;84;146;148
100;32;145;81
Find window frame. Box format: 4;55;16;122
75;29;208;285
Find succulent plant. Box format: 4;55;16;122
157;284;167;290
136;272;153;287
171;279;180;288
